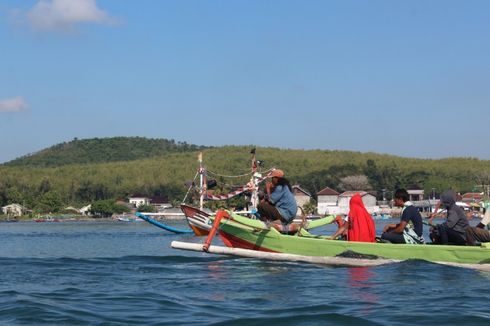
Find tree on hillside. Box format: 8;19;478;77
338;175;371;191
137;204;156;213
91;199;116;218
6;188;23;205
38;177;51;194
36;191;62;213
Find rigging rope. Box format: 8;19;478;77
181;171;199;204
206;170;252;178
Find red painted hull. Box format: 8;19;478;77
218;231;277;252
180;204;211;236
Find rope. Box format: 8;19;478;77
206;170;252;178
205;175;269;201
181;171;199;204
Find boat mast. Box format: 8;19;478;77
250;148;260;209
198;152;206;210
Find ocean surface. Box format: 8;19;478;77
1;219;489;325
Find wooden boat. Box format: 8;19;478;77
182;209;490;269
180;204;212;236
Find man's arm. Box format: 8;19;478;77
330;221;349;240
389;220;408;234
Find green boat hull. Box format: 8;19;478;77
212;211;490;265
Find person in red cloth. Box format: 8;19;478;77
329;193;376;242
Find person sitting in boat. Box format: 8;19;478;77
256;169;297;224
464;200;490;245
428;189;469;245
329;193;376;242
381;188;424;244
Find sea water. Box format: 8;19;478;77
0;220;489;325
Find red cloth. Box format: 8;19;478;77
347;194;376;242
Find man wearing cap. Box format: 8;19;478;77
257;169;297;224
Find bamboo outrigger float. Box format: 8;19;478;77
172;209;490;271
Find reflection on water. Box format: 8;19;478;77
348;267;379;315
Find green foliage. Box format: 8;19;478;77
91;199;117;218
4;137;209;168
302;199;318;215
0;139;489;213
137;204;156;213
36;191;63;213
114;203;131;214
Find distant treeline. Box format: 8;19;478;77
4;137;209;167
1;137;489;214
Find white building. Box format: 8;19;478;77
129;194;149;207
1;203;26;217
79;204;92;216
338;191;378;215
407;185;424;202
292;185;312;209
317;187;340;215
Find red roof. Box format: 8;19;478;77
317;187;339;196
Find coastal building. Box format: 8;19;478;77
338;191;378;215
1;203;26;217
129;194;150;208
292;185;312;209
79;204;92;215
407;185;424;202
317;187;340;215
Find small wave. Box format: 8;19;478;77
208;312;384;326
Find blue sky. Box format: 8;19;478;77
1;0;490;163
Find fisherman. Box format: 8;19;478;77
428;189;469;245
329;193;376;242
476;204;490;229
465;206;490;245
256;169;297;224
381;188;424;244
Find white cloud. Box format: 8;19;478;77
0;97;29;113
25;0;115;31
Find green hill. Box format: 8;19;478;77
1;139;489;214
3;137;209;167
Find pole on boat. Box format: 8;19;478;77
198;152;206;211
203;209;229;252
249;148;261;209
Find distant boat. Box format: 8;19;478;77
116;215;143;222
117;216;131;222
